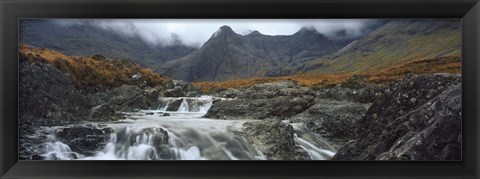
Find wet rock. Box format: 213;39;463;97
56;126;114;156
205;81;315;120
146;112;155;115
163;113;171;116
289;99;370;150
106;85;160;112
31;154;44;160
243;119;309;160
90;104;124;121
166;99;183;111
139;128;171;159
332;74;461;160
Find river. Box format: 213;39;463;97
38;96;336;160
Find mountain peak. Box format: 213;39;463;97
247;30;263;36
295;27;318;34
211;25;237;38
219;25;233;31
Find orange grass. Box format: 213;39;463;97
193;56;461;93
19;45;171;88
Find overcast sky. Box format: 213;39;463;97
54;19;383;47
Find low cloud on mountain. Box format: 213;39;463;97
54;19;385;47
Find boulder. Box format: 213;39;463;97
138;128;171;159
106;85;160;112
289;99;370;150
90;104;124;121
56;126;114;156
205;81;315;120
243;119;310;160
166;99;184;111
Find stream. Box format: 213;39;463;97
38;96;336;160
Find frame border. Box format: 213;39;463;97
1;0;479;178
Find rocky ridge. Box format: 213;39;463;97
332;74;461;160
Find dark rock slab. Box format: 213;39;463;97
243;119;309;160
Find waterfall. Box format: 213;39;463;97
155;96;214;112
38;95;336;160
177;99;189;112
291;123;337;160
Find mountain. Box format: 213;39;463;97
157;26;356;82
19;19;196;68
301;19;461;74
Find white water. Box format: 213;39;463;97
39;96;336;160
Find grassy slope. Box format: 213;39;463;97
302;19;461;74
193;55;461;93
19;45;172;89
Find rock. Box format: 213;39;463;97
56;126;114;156
164;80;202;97
138;128;171;159
218;88;240;98
243;119;309;160
332;74;461;160
90;104;124;121
237;81;314;99
19;62;91;126
316;81;382;103
166;99;183;111
288;99;370;150
205;81;315;120
31;154;44;160
106;85;160;112
165;87;185;97
205;96;313;120
163;113;171;116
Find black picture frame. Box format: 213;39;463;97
1;0;479;178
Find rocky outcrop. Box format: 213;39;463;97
332;74;461;160
289;99;370;150
19;62;91;127
243;119;310;160
316;77;383;103
56;126;114;156
164;80;202;97
205;81;315;120
105;85;161;112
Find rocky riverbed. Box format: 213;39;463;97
19;60;461;160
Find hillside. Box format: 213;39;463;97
19;45;172;90
19;19;196;68
157;26;357;82
301;19;461;74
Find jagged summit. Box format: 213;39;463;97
246;30;263;36
219;25;233;31
211;25;238;39
159;24;355;82
294;27;319;35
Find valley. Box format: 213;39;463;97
18;19;462;160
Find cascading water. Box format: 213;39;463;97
291;123;337;160
38;96;335;160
